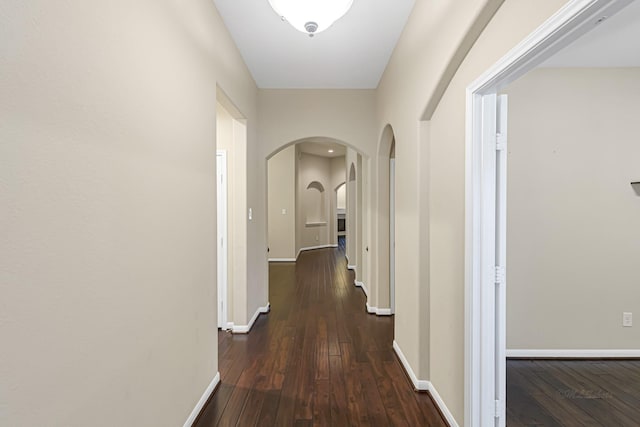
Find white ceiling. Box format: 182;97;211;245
297;140;346;158
541;0;640;67
213;0;415;88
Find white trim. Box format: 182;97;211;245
347;264;356;271
429;382;460;427
355;280;369;297
224;322;234;331
393;340;429;390
268;258;296;262
231;303;270;334
389;157;396;315
183;372;220;427
366;303;392;316
216;150;228;330
356;282;392;316
296;244;338;259
507;349;640;358
464;1;633;426
393;341;459;425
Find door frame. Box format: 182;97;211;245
216;150;228;330
389;157;396;315
464;0;631;425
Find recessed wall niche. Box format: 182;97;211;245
305;181;326;225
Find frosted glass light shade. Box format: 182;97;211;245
268;0;354;37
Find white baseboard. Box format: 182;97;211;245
268;258;296;262
365;302;393;316
347;264;356;271
355;282;392;316
183;372;220;427
296;244;338;259
428;381;459;427
392;341;459;427
224;322;234;331
366;302;376;314
507;349;640;358
392;340;429;391
231;303;270;334
355;281;369;297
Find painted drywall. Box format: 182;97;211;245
504;68;640;350
0;1;259;426
337;184;347;209
258;89;374;294
377;0;567;423
268;146;296;260
258;90;378;159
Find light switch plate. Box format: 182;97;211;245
623;312;632;327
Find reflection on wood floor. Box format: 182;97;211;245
507;359;640;426
194;246;448;426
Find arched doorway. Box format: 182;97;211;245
372;124;396;315
265;137;370;308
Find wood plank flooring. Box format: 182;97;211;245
194;246;448;427
507;359;640;426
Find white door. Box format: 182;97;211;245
477;93;508;426
389;158;396;314
216;151;228;329
494;94;508;426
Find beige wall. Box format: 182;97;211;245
377;0;569;423
258;90;378;158
0;1;259;426
504;68;640;350
258;89;374;296
337;183;346;209
267;146;296;260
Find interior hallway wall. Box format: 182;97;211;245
504;67;640;350
267;146;296;260
376;0;568;423
258;89;375;296
0;1;259;426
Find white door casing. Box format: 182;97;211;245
217;150;228;329
390;158;396;314
464;1;632;426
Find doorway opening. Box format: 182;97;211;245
216;150;228;329
465;0;634;425
336;182;347;252
389;140;396;315
266;138;371;311
216;88;248;333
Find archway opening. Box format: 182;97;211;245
266;137;370;310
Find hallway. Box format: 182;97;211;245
194;247;447;426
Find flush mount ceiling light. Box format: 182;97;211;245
268;0;354;37
328;149;334;153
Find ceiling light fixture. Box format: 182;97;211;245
268;0;354;37
328;149;334;153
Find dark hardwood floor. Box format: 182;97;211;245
194;246;448;426
507;359;640;426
